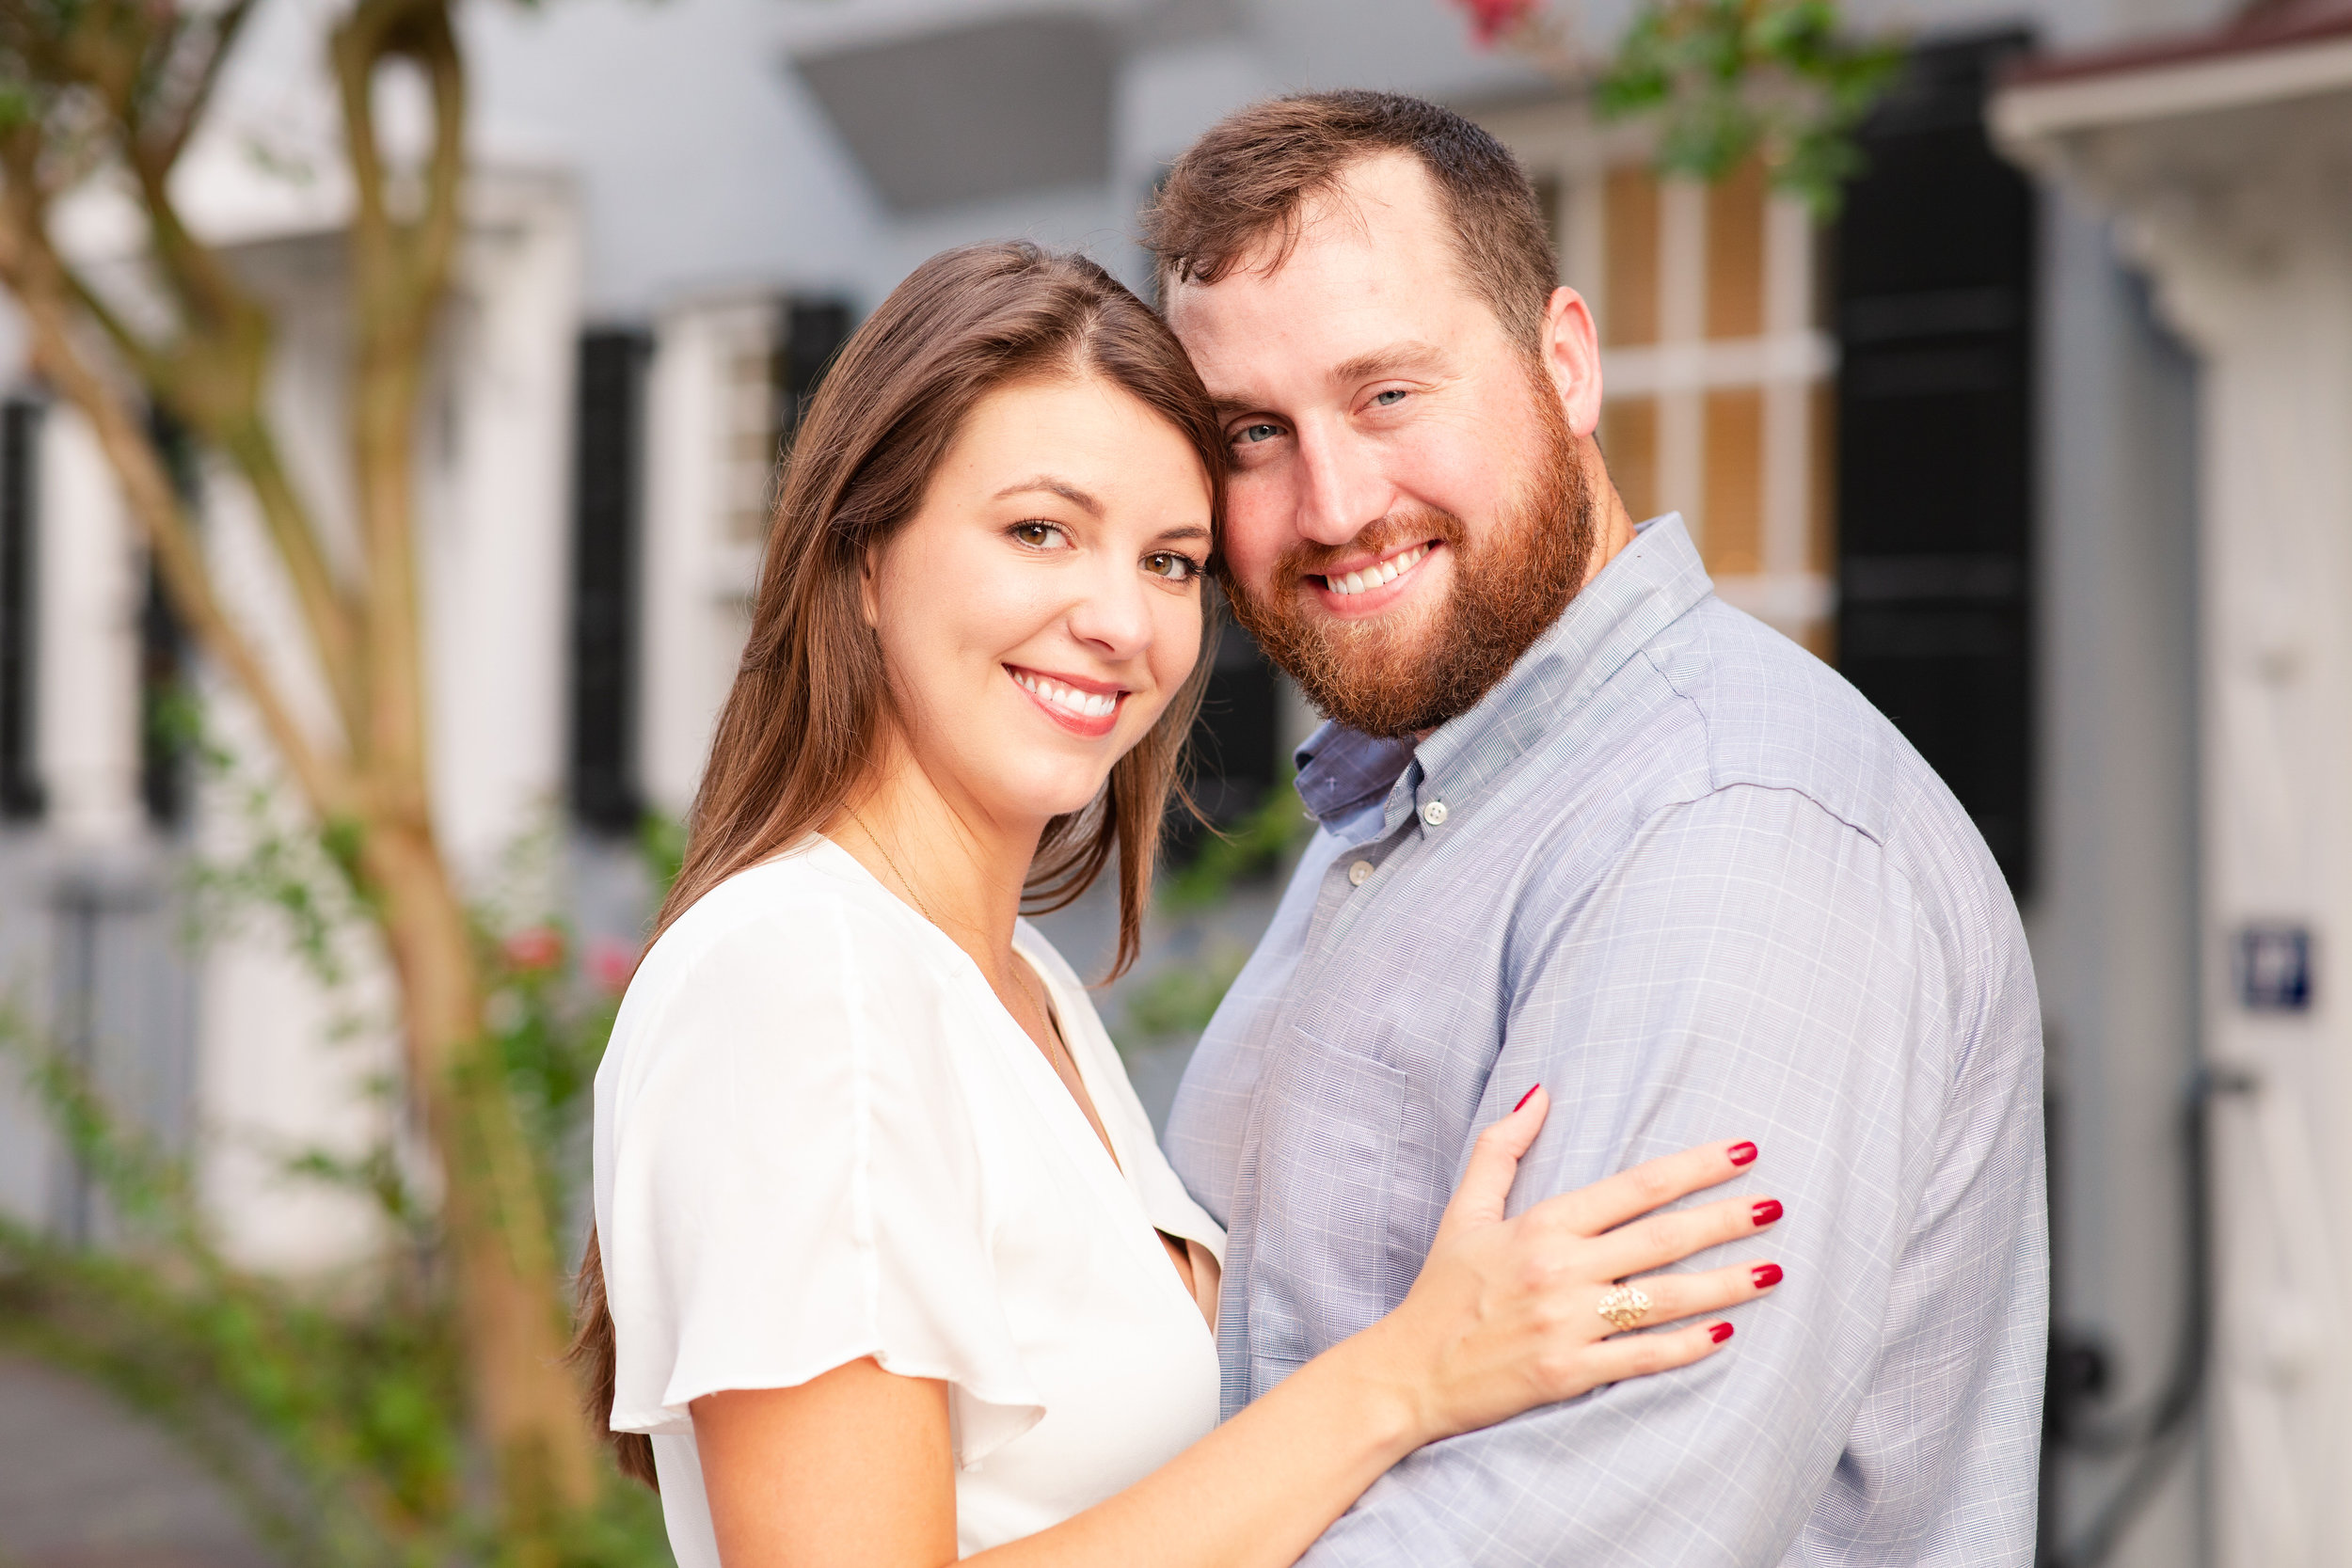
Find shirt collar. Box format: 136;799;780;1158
1288;514;1711;834
1293;721;1415;827
1401;513;1711;831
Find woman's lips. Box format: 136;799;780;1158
1008;666;1124;737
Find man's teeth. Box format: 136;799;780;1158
1014;672;1119;720
1325;543;1430;597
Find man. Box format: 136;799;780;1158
1151;91;2045;1564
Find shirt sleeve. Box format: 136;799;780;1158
600;900;1045;1467
1298;784;2046;1566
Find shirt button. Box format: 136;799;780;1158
1347;859;1374;886
1422;800;1449;828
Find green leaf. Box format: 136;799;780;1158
1591;0;1904;215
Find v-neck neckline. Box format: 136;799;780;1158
806;836;1146;1205
1021;968;1124;1177
803;836;1200;1315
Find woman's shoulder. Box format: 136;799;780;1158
640;839;921;982
610;840;958;1069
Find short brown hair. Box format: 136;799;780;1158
1142;90;1558;347
571;242;1221;1490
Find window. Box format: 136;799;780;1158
1586;156;1838;659
1478;103;1838;658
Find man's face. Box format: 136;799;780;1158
1166;152;1613;736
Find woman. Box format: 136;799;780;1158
575;243;1784;1567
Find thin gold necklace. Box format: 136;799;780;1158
844;804;1075;1087
846;803;937;927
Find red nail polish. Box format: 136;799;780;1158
1513;1084;1541;1113
1752;1199;1783;1227
1726;1141;1758;1166
1752;1262;1783;1289
1710;1323;1735;1343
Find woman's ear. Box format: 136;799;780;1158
858;543;882;629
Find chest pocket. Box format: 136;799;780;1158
1245;1021;1411;1385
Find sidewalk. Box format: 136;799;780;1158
0;1356;273;1568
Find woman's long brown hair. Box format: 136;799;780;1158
569;243;1226;1488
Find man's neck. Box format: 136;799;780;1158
1582;484;1640;590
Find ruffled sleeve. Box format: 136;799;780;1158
596;870;1044;1466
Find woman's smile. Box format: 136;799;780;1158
1008;664;1129;737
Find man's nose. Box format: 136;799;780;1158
1294;420;1391;548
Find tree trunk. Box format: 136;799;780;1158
366;816;599;1526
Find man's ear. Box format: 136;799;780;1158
1538;286;1605;439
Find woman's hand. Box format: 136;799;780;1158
1356;1086;1780;1445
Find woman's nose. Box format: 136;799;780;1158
1064;563;1154;658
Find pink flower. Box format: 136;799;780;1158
502;926;564;974
587;938;638;995
1457;0;1538;44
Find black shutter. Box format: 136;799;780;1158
1165;599;1281;863
776;299;853;445
1;397;43;822
140;408;197;831
1193;614;1279;823
1835;30;2039;895
569;329;652;835
137;563;188;830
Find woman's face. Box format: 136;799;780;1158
864;374;1214;829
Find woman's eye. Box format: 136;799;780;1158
1235;422;1281;446
1143;552;1200;582
1011;521;1068;549
1371;389;1408;408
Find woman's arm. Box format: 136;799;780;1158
694;1089;1779;1568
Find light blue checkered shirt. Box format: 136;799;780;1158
1167;515;2046;1565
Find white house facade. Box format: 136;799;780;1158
0;0;2328;1561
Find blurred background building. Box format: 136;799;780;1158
1;0;2348;1562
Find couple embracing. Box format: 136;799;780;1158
575;90;2046;1568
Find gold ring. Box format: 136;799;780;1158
1596;1284;1653;1334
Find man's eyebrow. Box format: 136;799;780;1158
993;475;1103;515
1331;341;1454;386
1205;341;1458;422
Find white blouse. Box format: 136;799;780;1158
593;837;1226;1562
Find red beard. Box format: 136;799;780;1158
1224;375;1597;739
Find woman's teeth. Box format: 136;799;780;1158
1014;671;1119;721
1325;543;1430;597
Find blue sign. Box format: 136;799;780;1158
2237;925;2312;1013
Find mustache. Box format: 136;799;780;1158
1271;509;1465;586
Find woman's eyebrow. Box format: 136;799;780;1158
993;475;1104;515
1154;523;1214;545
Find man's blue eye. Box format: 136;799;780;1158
1239;423;1279;444
1374;389;1407;406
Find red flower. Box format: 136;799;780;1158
587;938;638;996
1457;0;1538;43
502;926;564;974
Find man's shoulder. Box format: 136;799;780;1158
1594;597;2023;960
1633;597;1959;854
